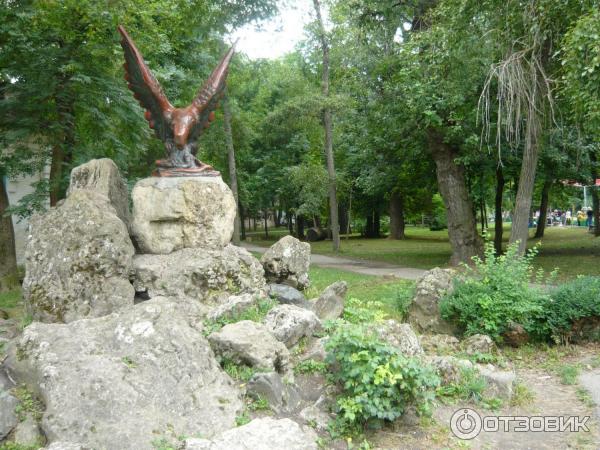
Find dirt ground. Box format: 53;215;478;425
368;344;600;450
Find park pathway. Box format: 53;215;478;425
241;243;427;281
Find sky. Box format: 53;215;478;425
229;1;315;60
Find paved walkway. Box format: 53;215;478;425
242;243;426;281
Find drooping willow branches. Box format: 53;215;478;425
478;39;554;160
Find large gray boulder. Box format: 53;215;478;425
0;390;18;440
131;176;236;254
132;245;265;310
183;417;318;450
263;305;322;348
246;372;301;414
267;284;311;309
371;320;423;356
260;236;311;290
463;334;495;355
208;320;290;373
67;158;130;226
13;415;43;446
23;190;135;323
408;268;457;334
5;297;242;450
313;281;347;320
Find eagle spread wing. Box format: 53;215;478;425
118;25;174;142
189;46;235;141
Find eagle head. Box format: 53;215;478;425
171;107;197;149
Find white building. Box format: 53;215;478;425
6;170;48;265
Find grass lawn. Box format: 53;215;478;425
304;265;414;321
248;225;599;280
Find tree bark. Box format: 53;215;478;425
389;191;406;239
223;94;241;245
494;165;505;255
534;179;552;239
509;115;541;254
428;130;483;265
365;213;374;238
374;209;381;238
0;174;18;291
239;203;246;240
313;0;340;252
49;143;65;207
263;209;269;239
287;210;294;235
296;215;305;240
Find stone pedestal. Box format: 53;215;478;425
131;176;236;254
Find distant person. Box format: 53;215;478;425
587;209;594;229
566;210;571;226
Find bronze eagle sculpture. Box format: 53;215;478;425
118;25;234;176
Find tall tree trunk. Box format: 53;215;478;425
534;179;552;239
0;175;18;291
239;203;246;240
223;94;241;245
365;213;374;238
287;210;294;235
313;0;340;252
263;210;269;239
591;151;600;236
428;130;483;265
510;114;541;254
479;198;486;234
374;210;381;238
49;143;65;207
296;215;305;240
389;191;406;239
494;165;505;255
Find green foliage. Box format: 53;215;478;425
0;289;21;311
429;194;448;231
558;364;580;385
325;324;439;435
544;276;600;344
0;444;40;450
293;359;328;375
220;358;258;383
235;412;251;427
122;356;137;369
202;297;276;336
440;241;551;341
13;386;44;422
436;367;487;404
511;382;536;407
343;298;387;324
247;395;270;411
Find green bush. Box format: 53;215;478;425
544;276;600;344
325;324;439;435
439;241;551;342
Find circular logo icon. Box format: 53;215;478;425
450;408;482;440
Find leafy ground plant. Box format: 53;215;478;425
439;240;552;342
544;276;600;344
325;324;439;436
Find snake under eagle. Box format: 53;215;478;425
118;25;234;176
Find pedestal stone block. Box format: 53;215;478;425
131;176;236;254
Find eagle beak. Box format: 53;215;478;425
174;133;186;149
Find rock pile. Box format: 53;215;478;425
2;159;319;449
